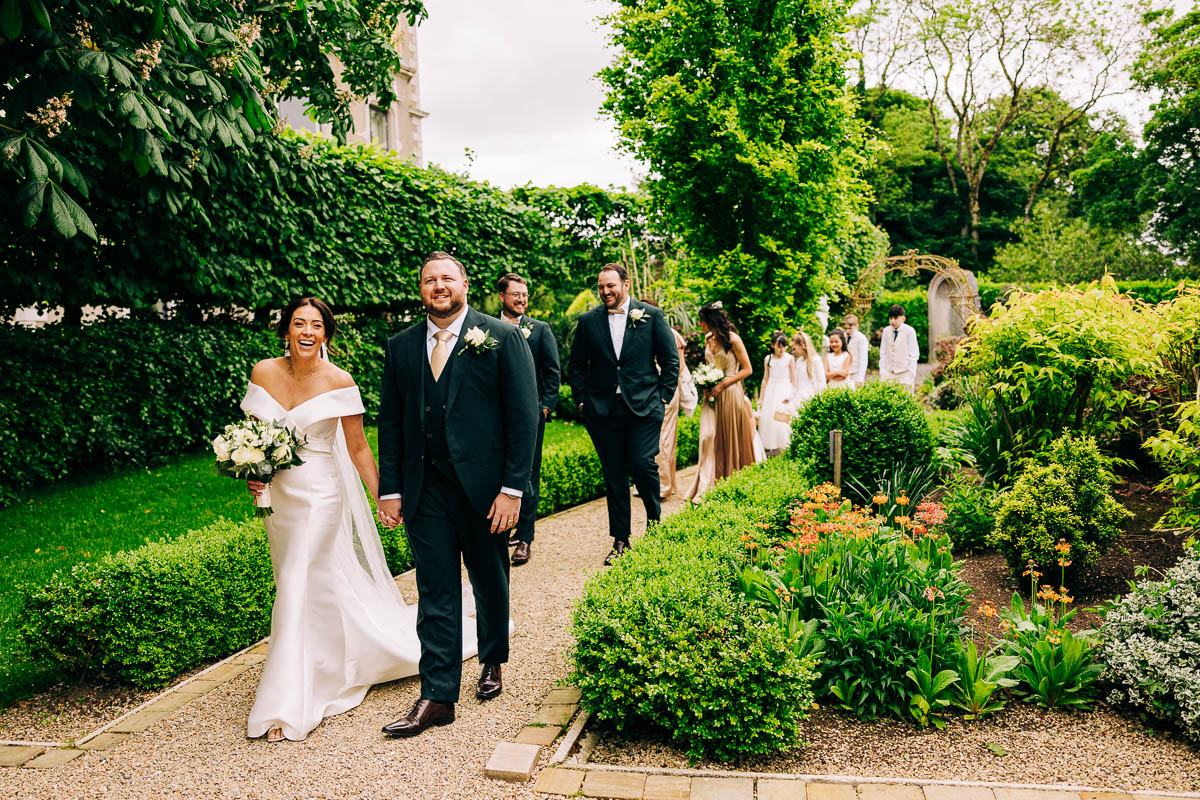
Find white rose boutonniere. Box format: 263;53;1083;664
628;307;647;327
461;325;499;355
519;322;534;339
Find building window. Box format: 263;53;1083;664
370;105;390;149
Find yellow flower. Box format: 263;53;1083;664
897;494;910;506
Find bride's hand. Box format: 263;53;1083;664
246;480;266;497
377;497;403;528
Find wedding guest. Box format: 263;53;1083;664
497;272;561;566
878;304;919;393
757;331;796;456
784;330;826;409
686;302;757;501
825;327;853;388
842;314;869;388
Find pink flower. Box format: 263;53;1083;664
923;586;944;602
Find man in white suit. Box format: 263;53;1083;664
842;314;869;388
878;304;919;393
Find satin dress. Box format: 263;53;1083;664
685;340;758;501
240;383;478;741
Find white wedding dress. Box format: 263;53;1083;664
240;383;479;741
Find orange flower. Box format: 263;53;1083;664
873;493;888;505
977;600;997;618
1054;539;1072;555
897;494;910;506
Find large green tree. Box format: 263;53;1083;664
0;0;425;246
598;0;875;355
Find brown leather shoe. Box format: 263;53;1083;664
477;663;502;701
381;698;454;737
603;539;631;566
511;541;531;565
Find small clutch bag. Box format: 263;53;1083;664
773;410;793;423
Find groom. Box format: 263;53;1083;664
376;252;539;737
568;264;679;565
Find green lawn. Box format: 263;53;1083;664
0;420;592;704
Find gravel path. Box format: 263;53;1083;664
1;471;697;800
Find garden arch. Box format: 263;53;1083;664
849;251;980;361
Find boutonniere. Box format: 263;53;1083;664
460;326;499;355
628;308;647;327
519;321;534;339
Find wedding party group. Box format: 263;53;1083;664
230;256;689;746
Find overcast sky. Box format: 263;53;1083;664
417;0;638;190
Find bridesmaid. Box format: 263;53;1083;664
686;302;757;501
825;327;853;388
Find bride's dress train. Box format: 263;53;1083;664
240;383;478;741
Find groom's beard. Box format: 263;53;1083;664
425;295;465;321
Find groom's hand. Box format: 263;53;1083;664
488;493;521;534
378;497;403;528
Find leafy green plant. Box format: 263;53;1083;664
950;641;1019;720
990;433;1132;578
788;382;934;486
1145;399;1200;537
906;651;959;729
845;458;941;516
1011;630;1105;710
941;474;1002;554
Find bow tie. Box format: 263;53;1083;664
608;308;626;315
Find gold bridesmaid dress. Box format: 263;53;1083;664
686;338;757;501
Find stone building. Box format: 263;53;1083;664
276;18;428;163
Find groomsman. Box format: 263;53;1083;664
842;314;869;388
878;304;919;393
497;272;561;566
568;264;680;565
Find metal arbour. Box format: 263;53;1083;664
849;250;977;331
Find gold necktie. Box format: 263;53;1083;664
431;330;453;381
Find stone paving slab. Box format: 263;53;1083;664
807;783;858;800
22;749;84;769
516;725;561;746
994;790;1082;800
582;770;647;799
0;746;42;767
533;704;578;727
643;774;691;800
860;784;926;800
690;776;752;800
77;732;130;751
142;692;197;713
757;778;808;800
1078;794;1133;800
484;741;541;782
532;767;586;795
110;709;170;734
545;687;583;705
924;787;996;800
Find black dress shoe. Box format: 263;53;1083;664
381;698;454;737
507;532;520;546
511;541;531;565
477;663;502;700
603;539;631;566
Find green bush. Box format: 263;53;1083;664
571;458;817;762
787;382;933;486
990;434;1132;577
941;474;999;555
16;516;412;690
1099;545;1200;743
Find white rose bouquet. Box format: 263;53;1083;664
213;417;306;517
691;362;726;404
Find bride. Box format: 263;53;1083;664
242;297;476;742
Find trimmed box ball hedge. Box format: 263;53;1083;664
570;457;818;762
787;381;933;486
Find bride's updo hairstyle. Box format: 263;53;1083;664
277;297;338;346
698;301;735;352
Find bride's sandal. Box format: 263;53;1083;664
266;727;285;743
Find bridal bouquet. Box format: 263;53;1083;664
691;362;726;404
213;418;306;517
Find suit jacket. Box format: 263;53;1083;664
378;307;540;517
508;315;561;414
567;300;680;417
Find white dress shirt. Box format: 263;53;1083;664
848;329;869;387
380;305;521;501
607;297;630;359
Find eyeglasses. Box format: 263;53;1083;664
504;292;528;300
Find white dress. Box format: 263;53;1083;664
240;383;478;741
825;351;851;388
758;353;795;451
789;356;827;405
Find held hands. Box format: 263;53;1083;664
377;497;403;528
246;479;266;498
488;493;521;534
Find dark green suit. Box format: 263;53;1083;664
568;300;679;542
378;306;538;702
505;315;561;544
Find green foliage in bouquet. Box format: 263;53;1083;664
990;433;1132;578
788;382;933;486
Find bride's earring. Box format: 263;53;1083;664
283;339;290;355
319;342;327;360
